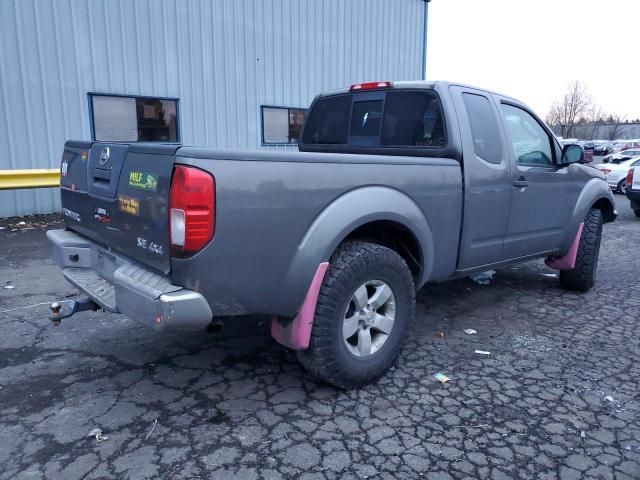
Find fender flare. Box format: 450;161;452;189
561;178;614;250
274;186;434;316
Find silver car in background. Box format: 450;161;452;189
612;140;640;153
602;148;640;164
595;155;640;193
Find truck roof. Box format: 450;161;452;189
318;80;519;104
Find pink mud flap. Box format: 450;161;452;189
271;262;329;350
545;223;584;270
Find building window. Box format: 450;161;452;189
89;93;179;142
261;106;306;145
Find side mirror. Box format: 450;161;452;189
561;144;584;165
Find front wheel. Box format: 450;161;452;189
634;209;640;218
559;208;603;292
616;179;627;194
297;241;415;389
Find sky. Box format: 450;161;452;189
426;0;640;120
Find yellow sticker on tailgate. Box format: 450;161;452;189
128;171;158;191
118;195;140;216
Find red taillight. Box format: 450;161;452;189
600;168;612;174
350;81;392;92
627;168;634;186
169;165;215;254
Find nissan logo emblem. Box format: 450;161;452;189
99;147;110;165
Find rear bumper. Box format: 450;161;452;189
626;189;640;210
626;188;640;201
47;229;212;331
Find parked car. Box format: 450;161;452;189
625;167;640;217
612;140;640;153
602;148;640;164
594;142;615;156
595;157;640;193
47;81;616;388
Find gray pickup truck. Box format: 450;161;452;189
48;81;616;388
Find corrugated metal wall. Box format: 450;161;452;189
0;0;426;218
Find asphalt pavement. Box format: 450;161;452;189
0;196;638;480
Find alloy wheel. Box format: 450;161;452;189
342;280;396;357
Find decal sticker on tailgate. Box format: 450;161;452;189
118;195;140;216
63;207;80;222
128;171;158;191
94;207;111;224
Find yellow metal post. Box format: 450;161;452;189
0;169;60;190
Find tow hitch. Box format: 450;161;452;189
49;298;101;325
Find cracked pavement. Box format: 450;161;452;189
0;198;639;480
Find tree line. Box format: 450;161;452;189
545;81;633;140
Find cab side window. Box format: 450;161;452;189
462;93;502;164
501;104;553;166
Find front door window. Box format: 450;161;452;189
501;104;553;166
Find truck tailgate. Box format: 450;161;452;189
60;141;178;274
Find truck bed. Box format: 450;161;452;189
174;148;463;316
58;141;463;317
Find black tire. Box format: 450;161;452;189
634;209;640;218
559;208;603;292
297;241;415;389
616;179;627;194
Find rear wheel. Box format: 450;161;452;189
297;241;415;389
616;179;627;194
634;209;640;218
559;208;603;292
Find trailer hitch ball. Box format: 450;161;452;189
50;302;62;325
49;298;99;325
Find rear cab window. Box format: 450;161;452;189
301;95;351;145
351;99;384;139
301;88;446;153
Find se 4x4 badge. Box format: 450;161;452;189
137;236;163;255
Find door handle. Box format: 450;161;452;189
513;176;528;188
